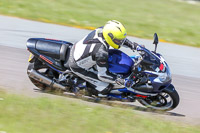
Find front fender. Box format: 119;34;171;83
164;84;175;92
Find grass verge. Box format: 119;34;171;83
0;0;199;47
0;90;200;133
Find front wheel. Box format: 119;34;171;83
138;88;179;111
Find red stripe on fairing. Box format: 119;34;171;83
40;55;53;64
45;38;60;41
136;94;147;98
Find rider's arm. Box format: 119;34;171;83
94;45;116;84
122;39;139;50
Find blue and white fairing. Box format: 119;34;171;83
108;48;172;94
143;53;172;91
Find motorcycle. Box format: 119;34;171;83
27;33;179;111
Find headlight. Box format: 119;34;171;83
158;65;171;82
159;73;167;82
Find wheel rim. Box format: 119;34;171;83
140;92;174;110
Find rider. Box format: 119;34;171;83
69;20;142;96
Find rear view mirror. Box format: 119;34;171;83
153;33;159;45
153;33;159;53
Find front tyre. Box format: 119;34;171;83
138;88;179;111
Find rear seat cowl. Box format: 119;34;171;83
27;38;73;61
27;38;39;49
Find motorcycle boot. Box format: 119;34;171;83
98;84;113;97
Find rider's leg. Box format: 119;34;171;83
69;58;112;95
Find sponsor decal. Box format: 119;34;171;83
78;59;88;65
40;55;53;64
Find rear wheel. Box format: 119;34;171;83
138;89;179;111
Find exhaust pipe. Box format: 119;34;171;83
28;69;66;90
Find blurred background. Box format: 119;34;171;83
0;0;199;47
0;0;200;133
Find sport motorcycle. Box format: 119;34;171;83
27;33;179;111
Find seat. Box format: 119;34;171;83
35;39;69;61
63;46;71;69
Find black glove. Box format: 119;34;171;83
136;45;144;51
115;78;135;88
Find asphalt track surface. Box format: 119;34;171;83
0;15;200;125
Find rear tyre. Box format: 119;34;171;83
138;89;179;111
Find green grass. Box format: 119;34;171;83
0;0;199;47
0;90;200;133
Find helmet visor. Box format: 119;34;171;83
113;38;126;46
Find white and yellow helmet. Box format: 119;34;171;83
103;20;127;49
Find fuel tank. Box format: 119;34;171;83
108;49;134;76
